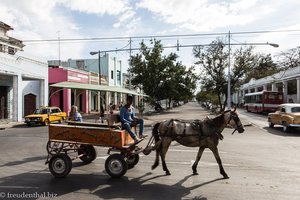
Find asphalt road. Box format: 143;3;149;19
0;102;299;200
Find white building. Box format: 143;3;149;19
0;21;48;122
234;66;300;105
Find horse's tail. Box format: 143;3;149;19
151;122;161;170
152;122;161;143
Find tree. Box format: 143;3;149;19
242;53;279;83
129;39;197;106
277;46;300;69
193;39;228;111
194;39;279;112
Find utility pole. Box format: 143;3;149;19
129;37;132;90
227;31;231;110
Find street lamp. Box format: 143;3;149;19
226;37;279;109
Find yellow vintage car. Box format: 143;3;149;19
268;103;300;132
25;106;67;127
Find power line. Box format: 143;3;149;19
22;29;300;43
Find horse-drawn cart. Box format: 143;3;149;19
45;122;144;178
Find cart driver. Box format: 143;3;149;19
120;95;145;143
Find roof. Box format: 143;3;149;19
50;81;148;96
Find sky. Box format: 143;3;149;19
1;0;300;70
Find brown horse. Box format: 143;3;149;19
150;108;245;179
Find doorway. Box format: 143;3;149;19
24;93;36;116
0;86;8;119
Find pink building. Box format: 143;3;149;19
49;67;89;115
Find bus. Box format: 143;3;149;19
244;91;283;113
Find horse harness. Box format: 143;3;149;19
164;118;224;140
164;111;241;139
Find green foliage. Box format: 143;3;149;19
194;39;279;111
129;39;197;104
193;39;228;111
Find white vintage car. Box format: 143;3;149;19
268;103;300;132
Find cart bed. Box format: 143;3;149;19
49;123;134;148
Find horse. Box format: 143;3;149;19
150;108;245;179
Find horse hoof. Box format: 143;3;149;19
152;163;158;170
165;172;171;176
223;175;229;179
193;172;198;175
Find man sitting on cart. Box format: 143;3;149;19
120;95;145;143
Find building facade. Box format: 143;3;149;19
0;21;48;122
234;66;300;105
48;53;128;114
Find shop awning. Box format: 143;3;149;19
50;81;148;96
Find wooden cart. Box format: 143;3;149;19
45;122;144;178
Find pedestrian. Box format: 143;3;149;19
69;105;83;122
99;104;105;123
120;95;146;143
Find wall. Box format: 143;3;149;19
0;53;48;121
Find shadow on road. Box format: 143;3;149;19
0;170;229;199
0;156;46;167
263;127;300;137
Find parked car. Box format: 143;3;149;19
268;103;300;132
25;106;67;127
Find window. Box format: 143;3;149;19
111;70;114;79
51;109;59;113
8;47;15;55
117;70;121;81
291;107;300;113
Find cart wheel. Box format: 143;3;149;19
47;141;64;155
78;144;97;163
268;121;274;128
105;154;128;178
126;154;139;169
49;154;72;178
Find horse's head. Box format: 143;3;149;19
225;107;245;134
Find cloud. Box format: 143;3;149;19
135;0;286;32
58;0;130;15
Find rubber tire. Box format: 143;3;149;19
126;154;139;169
105;154;128;178
268;121;274;128
78;145;97;163
49;154;72;178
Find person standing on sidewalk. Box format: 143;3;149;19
120;95;145;143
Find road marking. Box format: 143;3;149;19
141;159;238;167
96;149;227;160
168;149;227;154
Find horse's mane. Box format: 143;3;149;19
212;110;230;127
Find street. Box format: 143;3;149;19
0;102;299;200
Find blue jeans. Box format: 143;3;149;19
122;119;144;139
